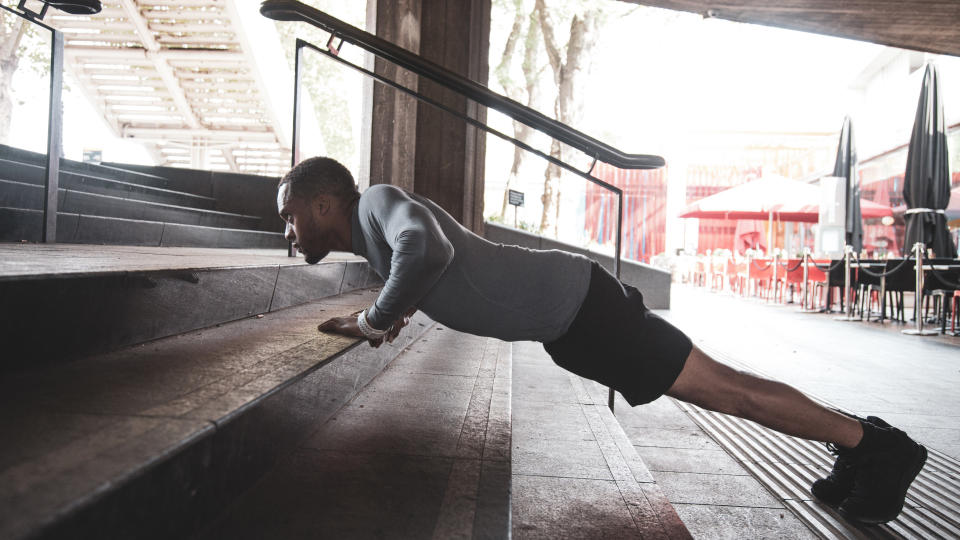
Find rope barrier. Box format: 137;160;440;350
777;259;804;272
853;256;913;279
812;259;844;271
750;259;773;271
926;266;960;289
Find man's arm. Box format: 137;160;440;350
320;186;453;343
364;193;454;330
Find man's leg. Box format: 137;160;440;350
665;345;926;524
665;346;862;447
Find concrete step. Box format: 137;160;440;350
0;160;216;209
0;180;263;230
0;207;285;249
510;341;691;539
0;287;433;540
0;244;379;369
196;327;512;540
0;144;174;192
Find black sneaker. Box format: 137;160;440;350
40;1;102;15
839;423;927;524
810;415;890;507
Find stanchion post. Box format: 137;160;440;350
771;251;779;303
903;242;937;335
834;245;858;321
746;253;752;297
799;249;811;311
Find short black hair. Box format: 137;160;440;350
279;156;360;205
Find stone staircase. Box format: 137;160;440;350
1;242;691;539
0;144;286;249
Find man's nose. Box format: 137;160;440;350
284;223;295;242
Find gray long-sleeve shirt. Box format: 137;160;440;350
351;184;592;343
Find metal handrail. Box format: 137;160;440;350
264;1;668;413
1;4;64;242
261;0;665;171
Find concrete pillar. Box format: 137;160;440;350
368;0;490;233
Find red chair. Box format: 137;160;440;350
952;290;960;335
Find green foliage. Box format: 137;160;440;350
1;9;49;76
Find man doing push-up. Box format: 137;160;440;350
277;156;927;525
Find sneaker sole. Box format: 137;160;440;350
841;444;928;524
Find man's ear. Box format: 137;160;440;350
311;194;331;216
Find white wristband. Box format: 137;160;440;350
357;309;388;339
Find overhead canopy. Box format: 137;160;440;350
679;174;894;223
620;1;960;57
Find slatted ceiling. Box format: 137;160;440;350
679;344;960;540
43;1;291;175
621;1;960;57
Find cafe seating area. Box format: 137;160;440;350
687;249;960;337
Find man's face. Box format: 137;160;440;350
277;184;336;264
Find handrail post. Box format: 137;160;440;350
287;39;306;257
42;29;64;242
903;242;937;335
608;189;623;413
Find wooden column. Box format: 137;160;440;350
414;0;489;233
368;0;422;192
368;0;490;233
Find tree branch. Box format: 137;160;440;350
494;0;525;102
534;0;562;84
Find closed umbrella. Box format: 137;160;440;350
833;116;862;252
903;63;956;257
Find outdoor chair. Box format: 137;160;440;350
813;260;846;312
855;260;883;321
877;258;915;324
923;262;960;333
953;290;960;336
749;258;774;300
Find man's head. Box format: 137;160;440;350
277;157;360;264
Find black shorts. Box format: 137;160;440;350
543;262;692;406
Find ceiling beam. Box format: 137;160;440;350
118;0;203;130
621;1;960;57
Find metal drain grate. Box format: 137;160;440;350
674;345;960;539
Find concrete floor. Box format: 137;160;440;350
661;285;960;461
621;284;960;538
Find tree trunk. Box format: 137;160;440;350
498;2;543;220
535;1;600;236
0;19;28;145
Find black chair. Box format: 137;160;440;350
923;262;960;333
878;258;916;324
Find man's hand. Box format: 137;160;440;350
317;316;364;339
318;307;418;348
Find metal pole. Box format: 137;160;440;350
42;30;63;243
771;251;779;303
609;189;624;413
834;245;858;321
287;40;307;257
746;252;752;297
903;242;937;335
799;248;816;312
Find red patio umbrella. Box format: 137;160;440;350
679;174;894;223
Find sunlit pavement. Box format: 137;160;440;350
619;284;960;537
658;284;960;459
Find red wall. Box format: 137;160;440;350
584;163;667;263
